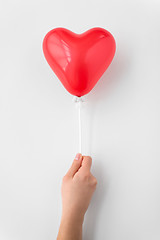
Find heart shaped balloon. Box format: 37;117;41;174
43;27;116;97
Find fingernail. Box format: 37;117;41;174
75;153;81;161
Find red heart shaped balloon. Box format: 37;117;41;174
43;27;116;97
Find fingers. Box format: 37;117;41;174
66;153;83;177
81;156;92;172
65;155;92;178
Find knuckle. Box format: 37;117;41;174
93;177;98;186
90;176;97;187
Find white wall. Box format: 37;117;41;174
0;0;160;239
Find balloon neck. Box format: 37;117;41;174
72;96;84;103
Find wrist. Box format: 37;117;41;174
61;211;84;226
57;213;83;240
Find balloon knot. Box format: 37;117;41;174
72;96;84;103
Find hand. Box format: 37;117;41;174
62;153;97;222
57;153;97;240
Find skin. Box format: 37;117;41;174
57;153;97;240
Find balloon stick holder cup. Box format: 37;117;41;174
72;96;84;154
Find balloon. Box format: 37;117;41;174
43;27;116;97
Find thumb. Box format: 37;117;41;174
66;153;83;177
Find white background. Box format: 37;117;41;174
0;0;160;239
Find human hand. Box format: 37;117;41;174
57;153;97;240
61;153;97;224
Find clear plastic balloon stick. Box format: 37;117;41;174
73;96;83;154
78;100;82;153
